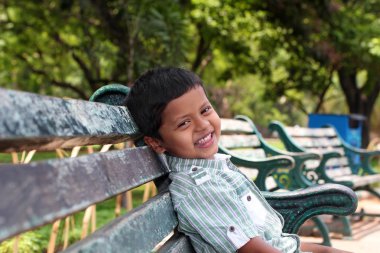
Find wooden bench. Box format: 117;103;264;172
0;87;358;252
268;121;380;199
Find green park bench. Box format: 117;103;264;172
268;120;380;237
0;86;358;252
268;121;380;199
219;115;321;191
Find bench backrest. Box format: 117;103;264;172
219;117;267;159
268;121;353;177
0;88;193;252
219;116;297;191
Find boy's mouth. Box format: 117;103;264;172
195;132;214;148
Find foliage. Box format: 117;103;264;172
1;0;380;140
0;232;44;253
0;0;189;98
249;0;380;145
186;0;297;128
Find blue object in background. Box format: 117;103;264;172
308;114;365;148
308;113;366;171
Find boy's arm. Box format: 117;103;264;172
238;237;282;253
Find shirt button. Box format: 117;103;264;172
192;167;198;172
229;226;235;232
247;195;251;201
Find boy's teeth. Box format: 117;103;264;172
197;133;211;144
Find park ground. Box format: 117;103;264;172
300;191;380;253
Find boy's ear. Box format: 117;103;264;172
144;136;166;154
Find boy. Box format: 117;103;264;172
125;67;351;253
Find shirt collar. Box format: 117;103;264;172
164;153;232;173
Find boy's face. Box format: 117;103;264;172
145;85;221;159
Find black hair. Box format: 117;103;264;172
125;67;204;138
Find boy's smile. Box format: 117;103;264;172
146;85;221;159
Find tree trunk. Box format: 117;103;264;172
338;68;380;148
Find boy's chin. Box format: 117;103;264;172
173;152;217;160
197;149;218;159
168;146;218;159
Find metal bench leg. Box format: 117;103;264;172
365;186;380;200
311;216;332;246
327;216;353;237
340;216;353;237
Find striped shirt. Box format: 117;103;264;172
165;153;301;253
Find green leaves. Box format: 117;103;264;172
0;0;189;98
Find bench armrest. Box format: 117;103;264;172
219;146;294;191
262;183;358;234
314;150;343;176
265;147;322;189
268;121;305;153
342;144;380;175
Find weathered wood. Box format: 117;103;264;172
0;88;140;152
63;192;178;253
0;146;165;242
157;232;194;253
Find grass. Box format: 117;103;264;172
265;138;286;150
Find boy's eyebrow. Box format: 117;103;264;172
167;100;211;124
186;100;210;115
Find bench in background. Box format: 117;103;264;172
0;87;358;252
268;121;380;199
219;115;321;191
269;120;380;237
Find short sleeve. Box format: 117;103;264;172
175;176;261;253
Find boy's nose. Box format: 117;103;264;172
194;117;210;131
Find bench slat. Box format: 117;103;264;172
0;88;140;152
326;167;352;177
63;192;178;253
0;146;165;242
285;127;336;137
306;147;345;155
157;232;194;253
325;157;349;167
219;135;261;149
228;149;267;159
220;119;253;133
334;174;380;188
293;137;341;148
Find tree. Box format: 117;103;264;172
251;0;380;146
0;0;189;99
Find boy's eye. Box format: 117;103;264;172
178;120;190;128
201;105;213;114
